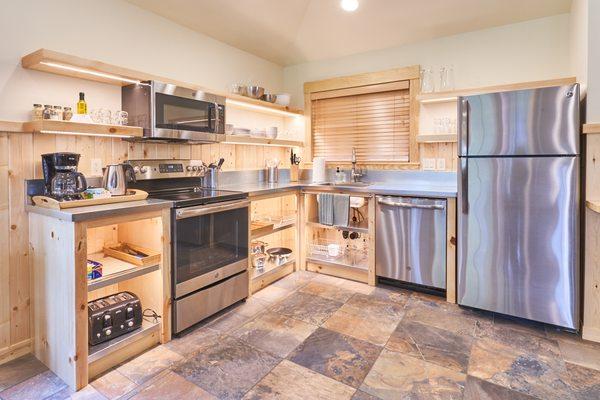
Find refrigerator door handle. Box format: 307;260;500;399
460;158;468;214
458;98;469;156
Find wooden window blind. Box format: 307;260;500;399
311;82;411;162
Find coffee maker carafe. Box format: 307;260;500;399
41;153;87;201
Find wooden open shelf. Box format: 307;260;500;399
224;135;304;147
22;48;303;118
251;258;295;293
306;220;368;234
416;133;457;143
88;320;159;364
22;120;143;138
251;220;296;240
417;77;576;103
87;254;160;291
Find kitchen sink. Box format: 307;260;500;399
316;182;372;187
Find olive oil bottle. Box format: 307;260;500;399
77;92;87;114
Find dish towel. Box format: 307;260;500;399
332;194;350;227
318;194;334;226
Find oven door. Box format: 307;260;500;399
173;199;249;298
152;83;225;142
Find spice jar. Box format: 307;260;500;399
63;107;73;121
42;105;53;120
53;106;63;121
32;104;43;121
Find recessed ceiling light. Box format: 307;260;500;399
340;0;359;12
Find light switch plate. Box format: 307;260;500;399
423;158;436;170
91;158;103;176
436;158;446;171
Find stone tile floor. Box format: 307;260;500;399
1;271;600;399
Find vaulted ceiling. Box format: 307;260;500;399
126;0;571;66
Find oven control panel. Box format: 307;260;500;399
127;159;206;179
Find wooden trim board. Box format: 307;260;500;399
583;124;600;134
23;120;143;138
417;77;577;102
304;65;420;93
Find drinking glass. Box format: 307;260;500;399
420;68;434;93
99;108;111;124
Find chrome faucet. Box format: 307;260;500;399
351;147;363;182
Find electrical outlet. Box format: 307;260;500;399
436;158;446;171
422;158;436;170
91;158;103;176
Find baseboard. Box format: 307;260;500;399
0;339;32;365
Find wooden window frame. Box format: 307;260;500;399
304;65;421;168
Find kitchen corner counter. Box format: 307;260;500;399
25;198;173;222
221;180;457;198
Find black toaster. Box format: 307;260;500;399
88;291;142;346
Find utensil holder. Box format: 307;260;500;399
267;166;279;183
290;165;299;182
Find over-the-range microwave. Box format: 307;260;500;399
122;81;225;143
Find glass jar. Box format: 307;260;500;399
63;107;73;121
53;106;63;121
42;105;53;120
32;104;43;121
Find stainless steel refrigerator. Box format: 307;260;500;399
457;84;580;329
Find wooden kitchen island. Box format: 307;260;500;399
27;199;172;391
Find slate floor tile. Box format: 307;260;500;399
288;327;381;388
463;376;537;400
116;346;183;385
0;354;48;391
360;349;466;400
242;360;355;400
232;311;317;357
129;371;215;400
387;320;473;373
299;281;355;303
90;369;137;399
271;291;343;325
173;335;279;400
0;370;67;400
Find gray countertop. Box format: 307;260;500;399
221;180;457;198
26;198;173;222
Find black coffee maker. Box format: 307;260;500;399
41;153;87;200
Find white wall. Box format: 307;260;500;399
569;0;588;97
283;14;571;107
0;0;283;121
588;0;600;122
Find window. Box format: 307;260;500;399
310;82;411;162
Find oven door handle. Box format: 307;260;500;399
176;199;250;219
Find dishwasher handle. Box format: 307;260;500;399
377;197;445;210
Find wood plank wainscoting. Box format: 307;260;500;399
0;131;298;364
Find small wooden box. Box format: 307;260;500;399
103;243;161;267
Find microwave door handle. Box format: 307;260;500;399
212;102;219;132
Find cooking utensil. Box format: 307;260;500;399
251;241;269;254
261;94;277;103
231;84;247;96
217;158;225;169
251;253;267;269
266;247;292;266
246;86;265;99
102;163;136;196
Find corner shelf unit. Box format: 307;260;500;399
301;191;375;285
224;135;304;148
29;206;171;391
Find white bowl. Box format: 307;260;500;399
275;93;291;106
266;127;278;139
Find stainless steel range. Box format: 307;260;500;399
128;159;249;334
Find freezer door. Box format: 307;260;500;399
458;84;579;157
457;156;579;328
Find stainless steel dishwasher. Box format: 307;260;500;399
376;196;447;289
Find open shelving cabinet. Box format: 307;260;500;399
249;190;300;293
301;190;376;285
29;207;171;391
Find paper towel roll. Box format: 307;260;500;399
312;157;327;183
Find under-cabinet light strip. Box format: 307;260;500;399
39;130;133;138
226;99;301;118
420;97;458;104
40;62;142;85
